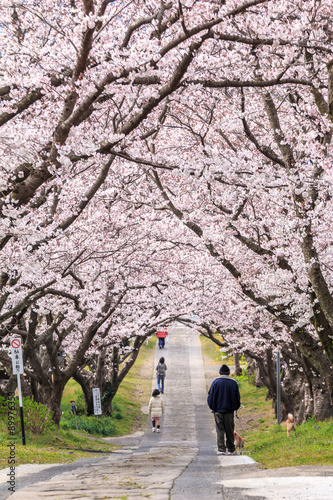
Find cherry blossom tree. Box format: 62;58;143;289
115;0;333;419
1;0;278;421
1;0;333;423
0;175;209;423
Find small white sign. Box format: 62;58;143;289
10;337;24;375
92;388;102;415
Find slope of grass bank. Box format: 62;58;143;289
0;423;113;469
247;417;333;468
200;334;333;469
0;336;156;469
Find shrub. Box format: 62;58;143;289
0;396;54;434
0;396;7;418
22;398;54;434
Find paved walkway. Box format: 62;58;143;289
2;324;333;499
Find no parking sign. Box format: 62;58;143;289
10;337;24;375
10;336;26;445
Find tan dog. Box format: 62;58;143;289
234;431;245;454
286;413;296;437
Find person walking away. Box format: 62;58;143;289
155;327;168;348
148;389;164;433
156;357;167;394
162;326;169;347
207;364;241;455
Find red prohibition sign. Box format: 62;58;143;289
11;338;21;349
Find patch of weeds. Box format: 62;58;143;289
61;412;117;436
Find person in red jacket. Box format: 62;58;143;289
155;327;168;349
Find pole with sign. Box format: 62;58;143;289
92;388;102;416
70;400;78;430
10;337;26;445
276;351;281;425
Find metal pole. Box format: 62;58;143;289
276;351;281;425
71;401;78;430
16;374;26;445
73;406;78;431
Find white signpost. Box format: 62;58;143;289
10;337;26;445
92;388;102;416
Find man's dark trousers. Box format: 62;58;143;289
214;412;235;453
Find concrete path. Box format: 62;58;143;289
2;324;333;499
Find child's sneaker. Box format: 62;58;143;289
156;429;160;433
152;427;156;432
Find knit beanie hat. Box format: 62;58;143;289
219;364;230;375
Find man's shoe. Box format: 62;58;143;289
227;451;236;455
217;451;227;455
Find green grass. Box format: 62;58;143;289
247;418;333;468
61;378;82;412
200;335;333;469
237;370;333;468
200;333;234;364
0;336;156;469
0;420;114;469
235;371;276;433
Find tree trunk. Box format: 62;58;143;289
4;375;18;395
50;379;66;427
73;372;94;416
245;348;333;422
233;352;242;376
102;381;119;415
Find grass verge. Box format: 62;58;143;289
246;417;333;468
0;336;156;469
200;333;234;366
0;424;113;469
200;334;333;469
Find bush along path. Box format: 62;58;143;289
3;324;333;500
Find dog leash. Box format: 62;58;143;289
235;407;246;432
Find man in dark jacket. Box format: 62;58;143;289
207;364;241;455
